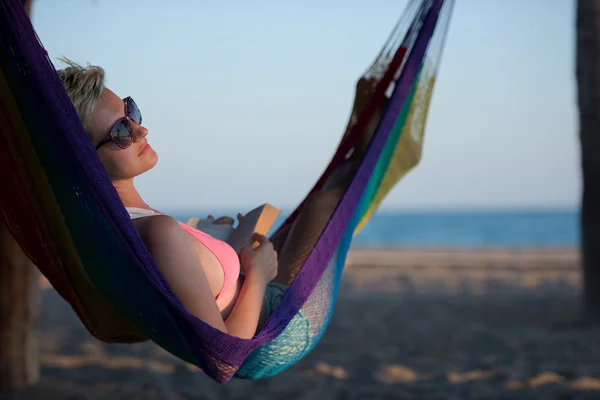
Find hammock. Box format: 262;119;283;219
0;0;454;383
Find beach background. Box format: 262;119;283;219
3;209;595;399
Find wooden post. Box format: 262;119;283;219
0;223;40;389
577;0;600;324
0;0;41;389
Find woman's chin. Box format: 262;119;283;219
143;147;158;165
137;152;158;176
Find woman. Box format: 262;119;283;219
57;58;383;359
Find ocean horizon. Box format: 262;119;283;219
162;208;579;250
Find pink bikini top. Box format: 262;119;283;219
125;207;240;300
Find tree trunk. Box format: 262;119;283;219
577;0;600;324
0;0;40;390
0;223;40;389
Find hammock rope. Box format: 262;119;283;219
0;0;454;383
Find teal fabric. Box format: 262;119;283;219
235;283;313;379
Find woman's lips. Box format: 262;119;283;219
139;142;150;155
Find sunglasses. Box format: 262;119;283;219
95;96;142;150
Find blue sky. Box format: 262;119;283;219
30;0;578;211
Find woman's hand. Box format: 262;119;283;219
239;233;278;284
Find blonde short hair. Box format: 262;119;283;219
56;57;105;134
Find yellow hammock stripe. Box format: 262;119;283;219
355;64;437;234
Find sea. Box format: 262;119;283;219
168;209;579;250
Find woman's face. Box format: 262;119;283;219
88;88;158;181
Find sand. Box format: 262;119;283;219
3;248;600;400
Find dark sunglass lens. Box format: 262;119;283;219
112;120;132;148
126;98;142;125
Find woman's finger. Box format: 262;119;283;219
252;232;268;244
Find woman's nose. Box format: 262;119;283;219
132;121;148;140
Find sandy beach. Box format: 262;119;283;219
2;248;598;400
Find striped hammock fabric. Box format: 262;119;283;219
0;0;453;383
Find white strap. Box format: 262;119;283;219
125;207;157;220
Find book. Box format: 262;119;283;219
186;203;281;254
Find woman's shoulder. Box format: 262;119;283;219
132;214;183;243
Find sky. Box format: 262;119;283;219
30;0;579;212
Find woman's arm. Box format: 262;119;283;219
138;215;266;339
222;275;267;338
